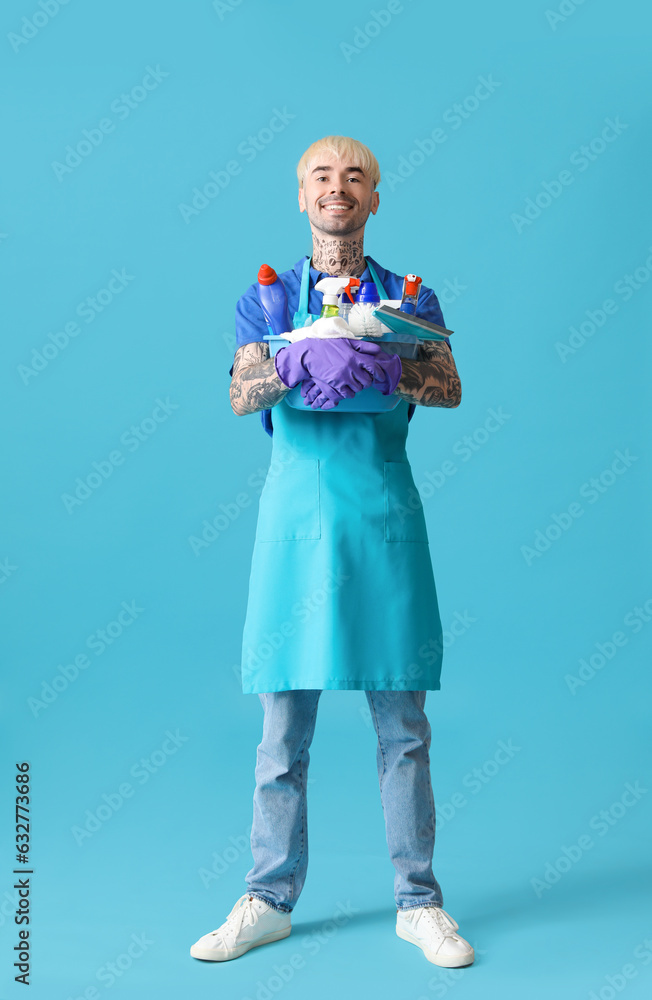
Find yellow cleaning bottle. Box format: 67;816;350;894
315;277;353;318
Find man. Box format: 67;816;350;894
190;136;474;969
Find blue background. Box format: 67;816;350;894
2;0;650;997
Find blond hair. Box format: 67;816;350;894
296;135;381;190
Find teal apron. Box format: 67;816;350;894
239;257;444;693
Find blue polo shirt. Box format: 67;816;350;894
231;254;451;437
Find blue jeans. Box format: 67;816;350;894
245;690;444;914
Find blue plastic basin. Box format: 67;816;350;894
267;334;419;412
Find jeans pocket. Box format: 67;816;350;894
384;461;428;542
256;458;321;541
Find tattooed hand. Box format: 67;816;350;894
392;340;462;408
230;342;292;416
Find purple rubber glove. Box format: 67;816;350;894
300;375;347;410
372;352;403;395
301;350;403;409
274;337;391;398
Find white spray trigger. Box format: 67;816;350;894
315;276;355;306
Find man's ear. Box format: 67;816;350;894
298;187;305;213
370;190;380;215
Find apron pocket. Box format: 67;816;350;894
256;458;321;541
384;461;428;542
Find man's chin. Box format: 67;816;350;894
312;216;365;238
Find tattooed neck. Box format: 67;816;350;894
311;236;366;277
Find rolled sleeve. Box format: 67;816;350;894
230;286;269;376
415;286;452;353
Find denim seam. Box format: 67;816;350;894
397;902;442;912
412;703;441;907
248;892;291;915
423;717;436;842
367;692;388;791
286;694;319;902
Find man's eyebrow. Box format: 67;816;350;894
310;165;365;175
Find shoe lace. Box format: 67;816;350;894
211;895;259;945
420;907;459;937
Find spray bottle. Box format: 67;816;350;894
400;274;422;314
338;278;361;323
315;276;356;318
257;264;293;336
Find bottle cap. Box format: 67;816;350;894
258;265;278;285
403;274;422;297
358;281;380;303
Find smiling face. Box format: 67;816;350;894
298;152;380;238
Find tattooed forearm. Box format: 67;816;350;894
392;340;462;408
311;236;366;277
230;341;292;416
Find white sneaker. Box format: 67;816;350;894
190;893;291;962
396;905;474;968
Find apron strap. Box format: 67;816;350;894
365;257;389;299
293;255;312;329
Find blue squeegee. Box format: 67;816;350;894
372;305;454;342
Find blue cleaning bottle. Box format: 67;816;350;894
257;264;293;336
357;280;380;304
